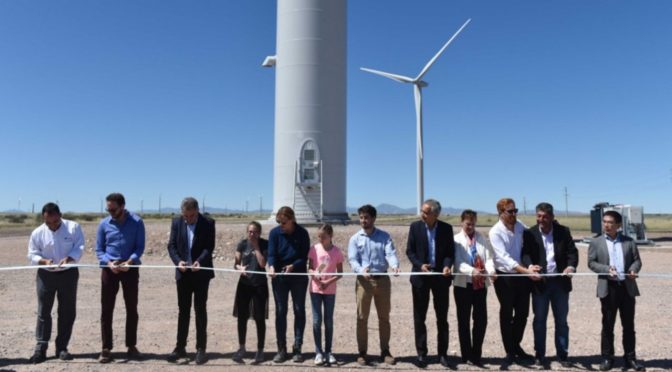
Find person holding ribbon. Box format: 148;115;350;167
453;209;496;367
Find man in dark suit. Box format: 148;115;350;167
406;199;454;368
588;210;644;371
166;197;215;365
522;202;578;369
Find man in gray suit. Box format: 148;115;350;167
588;210;644;371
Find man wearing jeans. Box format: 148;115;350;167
27;203;84;363
522;202;578;368
267;206;310;363
348;204;400;366
95;192;145;363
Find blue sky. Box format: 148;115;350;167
1;0;671;214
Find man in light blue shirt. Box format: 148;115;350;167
348;204;399;366
95;192;145;363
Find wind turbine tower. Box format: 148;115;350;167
362;19;471;215
264;0;348;223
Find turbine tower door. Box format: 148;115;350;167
294;139;322;222
299;140;320;185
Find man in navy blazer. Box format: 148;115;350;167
406;199;454;368
588;210;644;371
166;197;215;365
522;202;578;368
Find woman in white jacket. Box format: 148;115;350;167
453;210;496;367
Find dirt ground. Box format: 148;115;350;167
0;221;670;371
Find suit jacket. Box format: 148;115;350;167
522;222;579;294
406;219;455;288
588;234;641;298
453;230;496;288
167;213;215;281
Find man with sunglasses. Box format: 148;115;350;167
95;192;145;363
267;206;310;363
489;198;538;368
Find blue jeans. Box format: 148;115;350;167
271;275;308;350
532;277;569;359
310;292;336;354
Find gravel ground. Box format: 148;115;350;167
0;221;670;371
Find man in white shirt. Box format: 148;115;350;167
489;198;538;367
27;203;84;363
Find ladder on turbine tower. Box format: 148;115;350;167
293;160;323;222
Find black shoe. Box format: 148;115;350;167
599;359;614;371
232;348;245;363
292;346;304;363
29;350;47;364
439;355;452;368
195;349;207;365
470;358;484;368
167;347;187;362
127;346;141;360
559;358;572;368
415;355;428;368
57;349;73;361
253;350;265;364
535;356;550;369
515;348;534;365
623;357;645;371
273;348;287;363
502;354;515;369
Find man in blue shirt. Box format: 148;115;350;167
267;206;310;363
348;204;400;366
95;192;145;363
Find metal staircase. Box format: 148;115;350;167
293;160;323;223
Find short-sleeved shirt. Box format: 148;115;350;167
308;244;344;295
236;238;268;287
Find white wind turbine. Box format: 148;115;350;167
361;19;471;215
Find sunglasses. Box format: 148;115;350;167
505;208;519;215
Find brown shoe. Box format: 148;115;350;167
382;350;396;365
356;354;367;366
99;349;112;364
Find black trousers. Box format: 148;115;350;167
35;269;78;353
600;281;636;359
411;276;450;357
176;275;210;350
494;273;531;356
101;268;139;350
235;281;268;350
454;284;487;362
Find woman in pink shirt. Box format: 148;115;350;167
307;224;344;366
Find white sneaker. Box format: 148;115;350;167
327;353;337;364
314;353;324;365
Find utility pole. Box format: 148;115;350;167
32;203;35;214
523;197;527;215
100;198;103;214
564;186;569;217
245;199;249;214
18;197;21;211
140;200;144;215
158;194;162;215
259;195;263;215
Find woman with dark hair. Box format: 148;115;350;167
232;221;268;364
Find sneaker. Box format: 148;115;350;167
254;350;265;364
327;353;337;365
273;348;287;363
127;346;141;360
57;349;73;361
356;354;367;366
314;353;325;365
195;348;207;365
232;348;245;363
167;347;186;362
29;350;47;364
99;349;112;364
292;346;304;363
382;350;396;365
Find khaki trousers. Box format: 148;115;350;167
356;276;391;355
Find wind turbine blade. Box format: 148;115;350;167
360;67;414;83
415;18;471;81
414;84;423;160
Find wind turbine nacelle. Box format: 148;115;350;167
417;81;429;88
